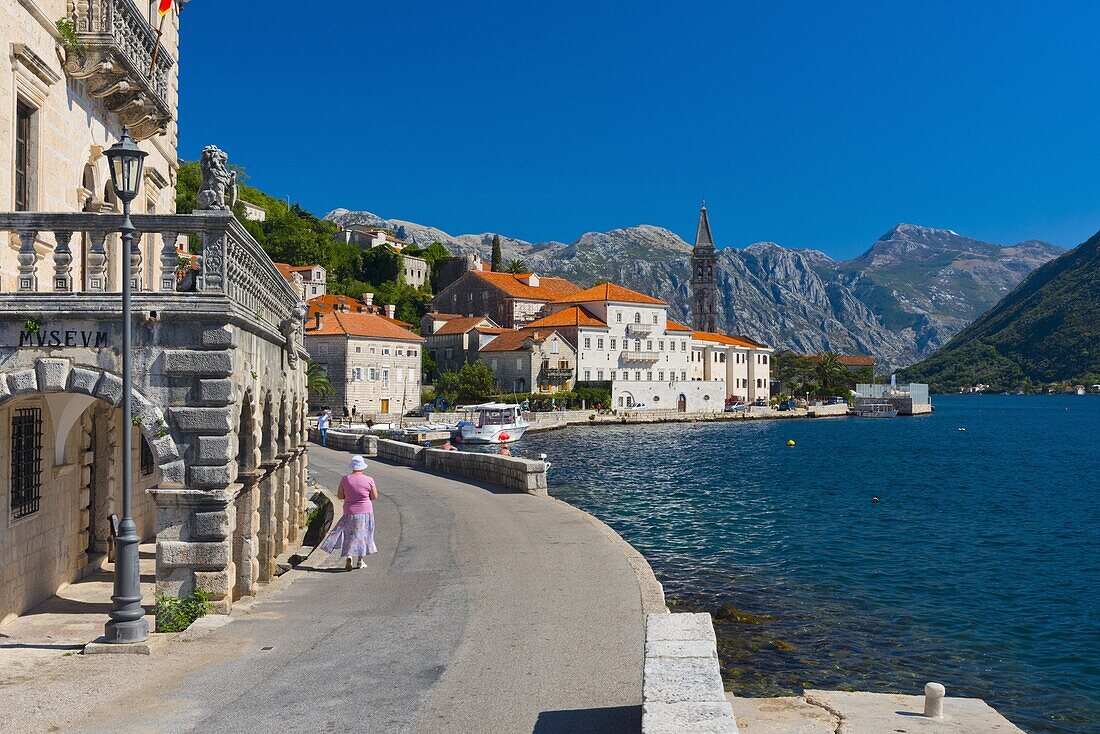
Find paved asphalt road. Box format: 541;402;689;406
68;445;646;734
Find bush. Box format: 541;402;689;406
155;589;214;632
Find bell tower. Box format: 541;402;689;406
691;201;718;332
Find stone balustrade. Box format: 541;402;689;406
0;211;302;336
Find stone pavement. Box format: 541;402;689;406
727;690;1026;733
0;444;648;734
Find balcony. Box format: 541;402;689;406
621;350;660;363
625;323;653;336
61;0;175;140
542;367;574;380
0;211;302;338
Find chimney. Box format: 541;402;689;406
385;304;395;319
314;312;323;330
363;292;374;307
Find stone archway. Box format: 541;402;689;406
231;388;259;600
0;359;182;624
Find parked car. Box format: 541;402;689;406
753;398;768;406
629;402;647;410
827;396;848;405
724;402;748;413
776;399;796;411
405;403;436;418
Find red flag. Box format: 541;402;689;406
158;0;172;15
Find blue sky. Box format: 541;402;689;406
178;1;1100;259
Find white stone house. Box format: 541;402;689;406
0;1;310;626
535;283;724;411
304;311;423;418
422;314;503;376
690;331;772;404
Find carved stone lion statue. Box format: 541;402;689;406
196;145;238;211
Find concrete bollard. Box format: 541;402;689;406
924;682;945;718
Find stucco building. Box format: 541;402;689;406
691;331;773;404
304;311;423;418
0;0;309;627
276;263;326;299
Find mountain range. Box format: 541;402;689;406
325;209;1063;369
900;229;1100;390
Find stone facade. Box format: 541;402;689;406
422;314;502;376
430;270;582;329
691;203;719;333
1;0;181;288
480;329;576;394
0;213;310;622
304;311;423;418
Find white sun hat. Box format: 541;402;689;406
348;455;368;472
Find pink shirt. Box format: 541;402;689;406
340;473;375;515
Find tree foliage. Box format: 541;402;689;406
305;358;333;396
491;234;502;272
506;258;529;274
435;361;497;405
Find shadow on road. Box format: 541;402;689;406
532;705;642;733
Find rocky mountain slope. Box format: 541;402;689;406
326;209;1062;369
899;230;1100;390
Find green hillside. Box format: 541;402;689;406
899;230;1100;392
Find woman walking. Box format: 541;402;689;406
320;455;378;570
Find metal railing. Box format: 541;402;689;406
621;350;660;363
0;211;302;333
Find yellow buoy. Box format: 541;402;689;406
787;439;796;447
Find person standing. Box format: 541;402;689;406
318;408;331;446
320;455;379;570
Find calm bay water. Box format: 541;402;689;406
513;395;1099;733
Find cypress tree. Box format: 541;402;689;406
491;234;502;272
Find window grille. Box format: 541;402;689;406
11;407;43;519
141;437;155;476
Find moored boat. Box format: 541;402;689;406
456;403;531;444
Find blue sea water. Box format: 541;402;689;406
514;395;1099;734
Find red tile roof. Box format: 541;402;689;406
553;281;665;305
425;312;464;320
274;262;322;281
692;331;763;349
433;316;495;336
666;320;693;332
480;328;563;352
470;271;581;301
305;311;423;341
308;294;366;317
525;306;607;329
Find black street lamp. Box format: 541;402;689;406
103;127;148;644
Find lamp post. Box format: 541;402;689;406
103;127;149;644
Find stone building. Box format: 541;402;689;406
479;329;576;394
430;270;581;328
304;311;423;418
0;1;309;626
691;331;773;404
422;314;503;376
336;226;428;289
275;263;326;299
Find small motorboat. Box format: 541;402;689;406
456;403;531;444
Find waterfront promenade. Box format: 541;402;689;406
0;445;649;733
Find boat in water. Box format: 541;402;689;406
456;403;531;444
852;402;899;418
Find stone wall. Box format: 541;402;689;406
375;438;425;466
642;612;739;733
423;448;548;495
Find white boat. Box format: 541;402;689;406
456;403;531;444
853;402;898;418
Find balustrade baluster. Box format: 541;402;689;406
16;230;40;292
159;231;179;291
86;230;109;292
130;232;143;291
52;230;75;292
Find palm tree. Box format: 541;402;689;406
813;352;846;398
506;259;529;274
305;357;333;396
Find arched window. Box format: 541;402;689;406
633;312;640;324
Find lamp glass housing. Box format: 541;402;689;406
104;128;148;203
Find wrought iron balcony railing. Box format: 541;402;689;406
62;0;175;140
542;367;574;379
621;350;660;363
0;211;302;336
